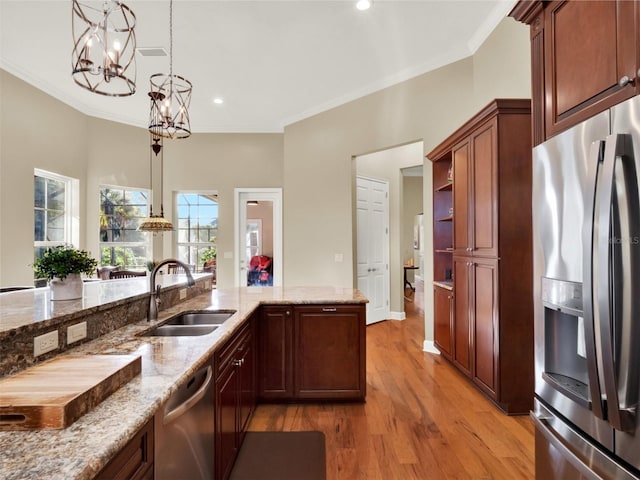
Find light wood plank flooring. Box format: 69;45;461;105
248;301;535;479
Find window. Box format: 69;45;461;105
176;193;218;271
99;186;151;269
34;169;79;272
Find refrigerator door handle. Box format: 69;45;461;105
596;133;637;433
583;140;606;420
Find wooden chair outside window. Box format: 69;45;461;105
109;270;146;279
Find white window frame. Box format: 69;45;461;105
174;190;218;271
99;184;152;268
34;168;79;251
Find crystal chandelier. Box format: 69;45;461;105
138;134;174;232
71;0;136;96
148;0;193;139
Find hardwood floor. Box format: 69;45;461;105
248;301;535;479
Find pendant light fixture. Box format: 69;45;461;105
138;134;174;232
71;0;136;96
148;0;193;139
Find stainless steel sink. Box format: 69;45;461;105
165;310;236;326
140;324;219;337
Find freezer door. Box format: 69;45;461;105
533;400;639;480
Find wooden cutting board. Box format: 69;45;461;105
0;354;141;430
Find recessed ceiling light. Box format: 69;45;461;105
213;97;224;105
356;0;371;11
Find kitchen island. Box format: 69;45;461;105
0;285;367;480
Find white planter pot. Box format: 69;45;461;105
50;274;83;301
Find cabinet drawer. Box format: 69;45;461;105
96;419;154;480
216;321;251;376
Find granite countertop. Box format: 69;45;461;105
0;274;212;335
0;286;367;480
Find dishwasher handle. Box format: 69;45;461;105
164;366;213;425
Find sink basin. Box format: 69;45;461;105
140;324;219;337
165;310;236;326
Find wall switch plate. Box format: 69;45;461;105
67;322;87;344
205;279;211;289
34;330;58;357
334;253;344;263
179;288;187;300
223;251;233;259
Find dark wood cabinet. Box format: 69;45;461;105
433;284;453;361
471;258;498;398
511;0;640;144
215;318;256;480
428;99;533;414
95;419;154;480
452;257;472;376
258;303;366;402
294;305;366;401
257;305;294;400
452;118;498;257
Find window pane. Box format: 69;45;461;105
47;178;65;211
176;193;218;273
34;210;45;241
34;177;45;208
47;212;65;242
99;186;152;268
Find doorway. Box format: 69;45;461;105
356;176;390;324
234;188;282;287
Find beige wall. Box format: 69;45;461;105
0;70;89;286
355;142;423;314
283;17;530;342
0;16;530;344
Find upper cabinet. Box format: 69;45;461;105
510;0;640;144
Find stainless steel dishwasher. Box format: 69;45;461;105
155;361;215;480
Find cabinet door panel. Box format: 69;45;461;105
453;140;470;254
258;306;293;399
471;120;498;257
215;366;238;480
544;0;637;137
238;331;255;434
294;305;365;400
453;257;471;376
434;286;453;359
473;259;498;397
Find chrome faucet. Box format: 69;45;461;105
148;259;196;321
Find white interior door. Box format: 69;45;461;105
356;176;389;324
234;188;282;287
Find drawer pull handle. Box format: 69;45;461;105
618;75;635;87
322;308;337;312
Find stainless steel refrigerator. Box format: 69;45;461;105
532;95;640;479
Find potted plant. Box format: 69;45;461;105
33;245;98;300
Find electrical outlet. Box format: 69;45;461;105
34;331;58;357
67;322;87;344
179;288;187;300
205;279;211;290
334;253;344;263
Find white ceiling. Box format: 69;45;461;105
0;0;516;133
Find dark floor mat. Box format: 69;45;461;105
230;431;326;480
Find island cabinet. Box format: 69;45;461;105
510;0;640;144
427;99;534;414
95;418;154;480
258;304;366;402
257;305;294;400
215;316;256;480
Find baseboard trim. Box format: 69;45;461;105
389;311;406;321
423;340;440;354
